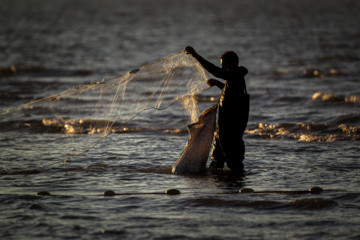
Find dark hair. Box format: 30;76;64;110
220;51;239;66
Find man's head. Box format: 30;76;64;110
220;51;239;70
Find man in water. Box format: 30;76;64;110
185;46;249;173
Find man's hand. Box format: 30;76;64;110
206;79;217;87
185;46;196;56
206;79;225;90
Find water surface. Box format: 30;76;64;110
1;0;360;239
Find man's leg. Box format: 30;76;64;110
209;134;225;169
225;139;245;173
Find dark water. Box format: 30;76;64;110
1;0;360;239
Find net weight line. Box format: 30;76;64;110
34;187;324;197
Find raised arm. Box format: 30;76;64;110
207;79;225;90
185;46;225;78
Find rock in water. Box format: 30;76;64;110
36;191;51;196
239;188;255;193
103;190;116;196
165;189;181;195
309;187;323;194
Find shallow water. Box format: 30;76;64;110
1;0;360;239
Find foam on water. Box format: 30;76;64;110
246;121;360;142
312;92;360;104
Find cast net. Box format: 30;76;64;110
0;51;214;174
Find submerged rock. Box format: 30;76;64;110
165;189;181;195
309;187;323;194
36;191;51;196
239;188;255;193
70;225;81;230
103;190;116;196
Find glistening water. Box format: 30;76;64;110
1;0;360;239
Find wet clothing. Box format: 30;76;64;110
211;93;249;171
192;54;249;172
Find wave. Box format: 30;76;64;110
1;117;359;142
312;92;360;104
0;118;187;135
245;122;360;142
303;68;342;78
269;68;343;77
178;197;337;210
0;65;93;77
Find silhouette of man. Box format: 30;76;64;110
185;46;249;173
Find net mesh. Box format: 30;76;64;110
0;51;211;173
172;104;217;174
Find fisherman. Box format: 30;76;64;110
185;46;249;173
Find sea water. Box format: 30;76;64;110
1;0;360;239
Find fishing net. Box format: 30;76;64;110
172;104;217;174
0;51;216;174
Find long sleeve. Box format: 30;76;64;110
192;53;225;79
192;53;247;81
